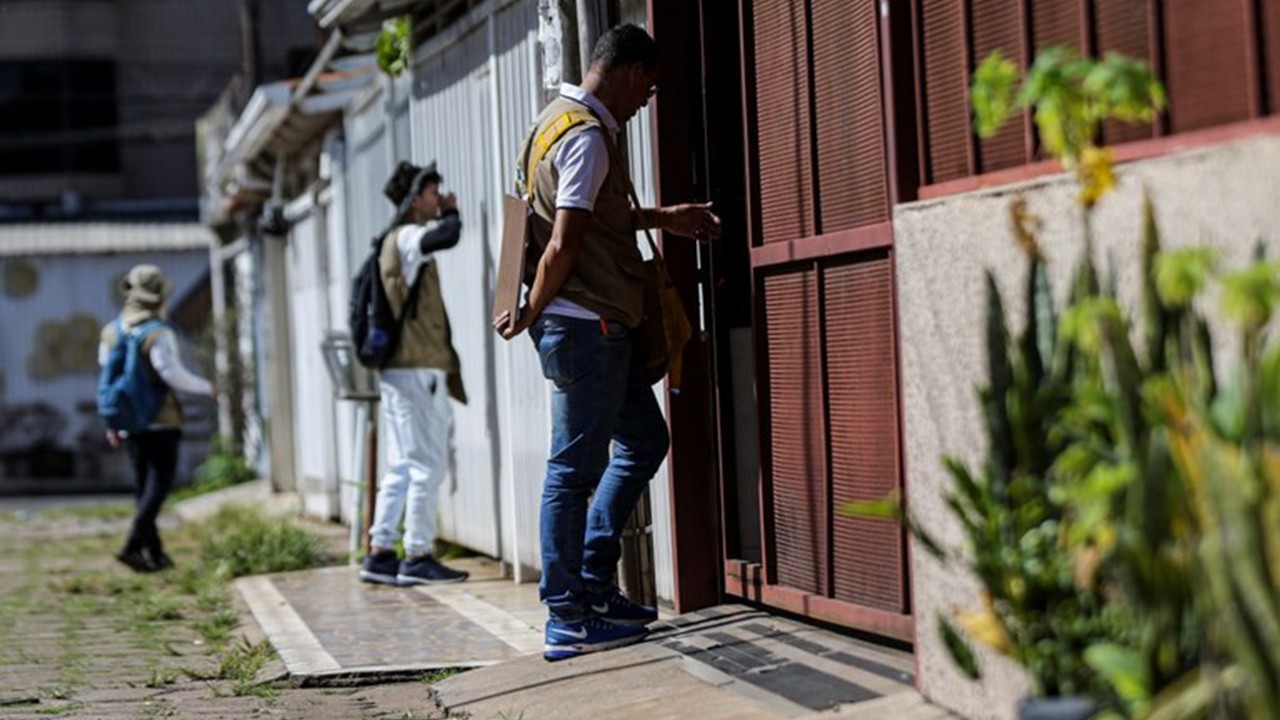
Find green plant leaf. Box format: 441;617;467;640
376;16;412;77
1154;247;1218;309
972;52;1020;138
838;496;898;519
939;614;983;680
1220;261;1280;331
1139;192;1171;372
1086;643;1150;704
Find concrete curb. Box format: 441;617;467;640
170;479;301;524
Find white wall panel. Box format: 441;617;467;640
411;22;505;559
323;134;362;527
344;93;392;274
284;209;341;519
491;0;549;578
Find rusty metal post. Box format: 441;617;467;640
362;402;379;556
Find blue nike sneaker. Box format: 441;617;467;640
587;587;658;626
544;616;648;661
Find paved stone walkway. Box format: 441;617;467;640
0;491;960;719
0;496;446;719
241;558;959;719
237;560;540;681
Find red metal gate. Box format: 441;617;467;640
725;0;913;642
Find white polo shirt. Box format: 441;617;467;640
541;84;621;321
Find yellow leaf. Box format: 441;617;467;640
1078;146;1116;207
954;595;1012;655
1074;545;1102;591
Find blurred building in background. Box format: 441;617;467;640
0;1;318;491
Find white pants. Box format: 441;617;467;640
369;368;452;557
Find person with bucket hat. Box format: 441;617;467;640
358;160;471;586
98;264;214;572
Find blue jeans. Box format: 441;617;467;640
530;314;670;622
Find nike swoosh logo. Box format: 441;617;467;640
591;603;610;614
559;627;589;640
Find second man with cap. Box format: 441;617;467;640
360;161;471;586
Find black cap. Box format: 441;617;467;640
384;161;442;218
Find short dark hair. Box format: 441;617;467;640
590;23;658;73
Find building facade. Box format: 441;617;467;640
0;0;318;490
0;0;316;216
648;1;1280;717
207;1;1280;717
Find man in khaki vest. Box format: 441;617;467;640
359;161;470;586
494;24;721;660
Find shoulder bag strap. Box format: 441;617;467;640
602;138;664;272
522;109;597;202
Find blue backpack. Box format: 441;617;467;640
97;319;169;433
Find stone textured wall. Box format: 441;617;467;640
894;133;1280;719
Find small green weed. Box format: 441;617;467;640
172;438;256;502
421;667;465;685
54;572;148;597
187;637;279;697
40;685;72;700
193;608;239;645
135;595;185;622
145;667;179;688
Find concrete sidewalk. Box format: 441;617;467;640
235;556;957;719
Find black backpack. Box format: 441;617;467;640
349;234;425;369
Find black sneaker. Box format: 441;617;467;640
396;555;468;585
359;550;401;585
115;549;156;573
149;553;175;571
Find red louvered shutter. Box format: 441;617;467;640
763;270;828;596
825;255;905;612
1094;0;1157;144
752;0;816;244
1163;0;1253;132
1031;0;1082;51
970;0;1029;171
1264;0;1280;114
920;0;971;184
811;0;889;232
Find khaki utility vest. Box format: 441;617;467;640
519;96;646;327
99;322;183;427
377;226;467;404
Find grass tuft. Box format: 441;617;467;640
135;595;185;622
193;608;239;645
194;506;326;578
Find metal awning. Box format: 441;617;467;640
0;223;215;257
214;31;380;193
307;0;424;31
